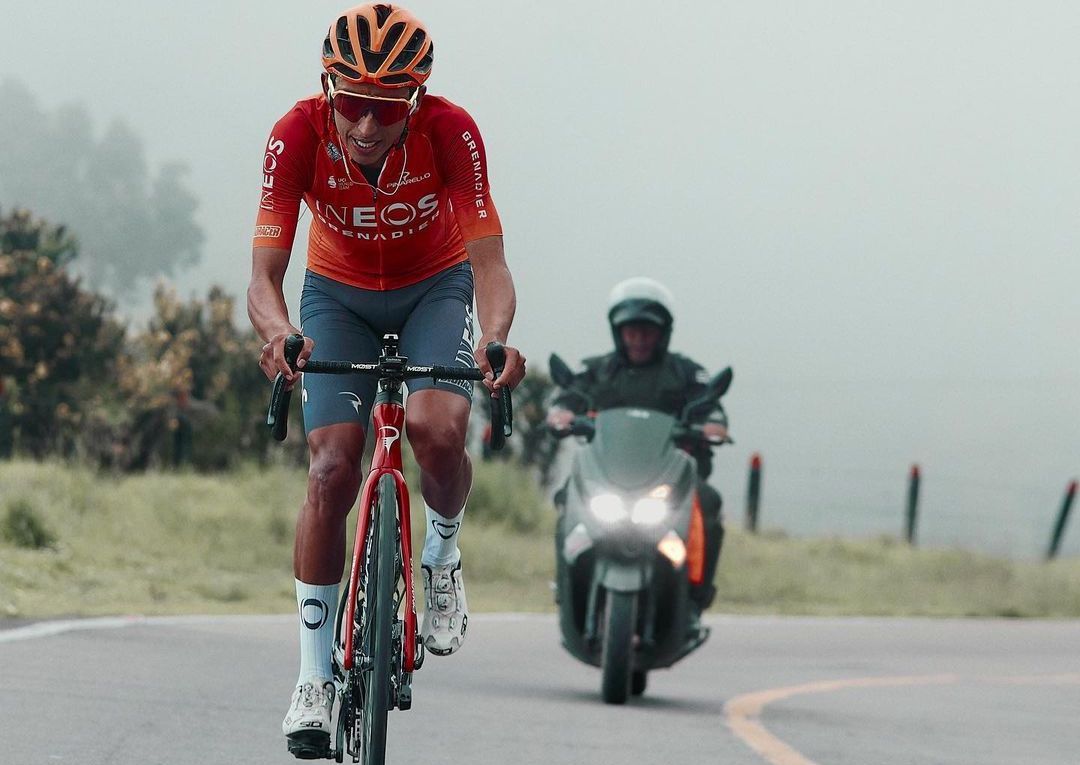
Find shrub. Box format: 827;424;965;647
3;498;56;549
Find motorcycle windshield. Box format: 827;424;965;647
587;408;680;489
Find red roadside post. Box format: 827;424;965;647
905;464;921;545
1047;480;1077;561
746;452;762;533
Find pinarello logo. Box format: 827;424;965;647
254;225;282;238
387;170;431;189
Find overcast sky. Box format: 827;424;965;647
2;1;1077;555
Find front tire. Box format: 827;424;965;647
360;474;399;765
600;590;636;704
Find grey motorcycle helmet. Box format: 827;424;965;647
607;277;675;361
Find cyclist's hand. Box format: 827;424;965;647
260;331;315;388
475;335;526;395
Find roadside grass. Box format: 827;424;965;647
719;529;1080;618
1;460;1078;620
0;459;556;619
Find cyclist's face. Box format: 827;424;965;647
620;322;663;365
331;81;416;168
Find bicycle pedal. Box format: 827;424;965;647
286;731;331;760
397;674;412;713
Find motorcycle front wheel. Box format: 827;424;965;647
600;590;636;704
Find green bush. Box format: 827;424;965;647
3;498;56;549
0;208;125;458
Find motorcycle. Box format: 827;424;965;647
548;353;732;704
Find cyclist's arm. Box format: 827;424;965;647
468;235;515;345
249;246;313;382
247;105;318;380
248;246;295;341
469;235;525;389
431;103;523;388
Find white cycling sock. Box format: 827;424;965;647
294;579;338;686
422;502;464;567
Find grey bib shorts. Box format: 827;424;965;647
298;261;475;435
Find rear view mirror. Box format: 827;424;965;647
710;367;733;398
549;354;576;388
548;353;593;411
682;366;733;421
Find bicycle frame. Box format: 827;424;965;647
343;381;418;674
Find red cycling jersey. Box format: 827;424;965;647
253;94;502;291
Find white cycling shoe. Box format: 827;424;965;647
421;559;469;656
282;679;334;759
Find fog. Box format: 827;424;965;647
2;1;1077;555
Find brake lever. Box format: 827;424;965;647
484;342;513;451
267;333;305;442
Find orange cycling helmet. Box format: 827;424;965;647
322;3;434;88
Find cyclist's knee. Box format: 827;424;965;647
306;427;364;509
308;454;361;506
405;400;468;472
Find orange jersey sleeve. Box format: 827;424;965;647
428;105;503;243
252;102;319;249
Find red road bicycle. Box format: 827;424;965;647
267;332;512;764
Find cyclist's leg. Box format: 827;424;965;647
283;272;379;752
399;262;475;550
398;263;475;655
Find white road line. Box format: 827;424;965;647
0;612;556;644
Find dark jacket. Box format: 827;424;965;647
552;351;728;478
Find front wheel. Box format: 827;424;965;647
360;474;400;765
600;590;637;704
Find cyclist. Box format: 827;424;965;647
546;277;728;631
246;4;525;755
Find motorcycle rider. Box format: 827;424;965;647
546;277;728;628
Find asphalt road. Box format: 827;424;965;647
1;614;1077;764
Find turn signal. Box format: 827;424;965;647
657;531;687;568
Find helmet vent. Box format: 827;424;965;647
362;47;386;75
382;22;406;51
415;43;433;75
336;17;357;65
377;73;414;86
356;16;371;49
329;62;361;80
389;29;424;72
373;4;393;26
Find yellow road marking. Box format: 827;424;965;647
724;673;1080;765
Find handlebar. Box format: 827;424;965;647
266;334;514;447
484;342;514;451
548;417;732;447
266;334;305;442
673;423;734;447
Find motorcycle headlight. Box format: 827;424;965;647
589;493;628;523
631;497;668;525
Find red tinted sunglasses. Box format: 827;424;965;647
329;86;416;126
